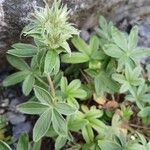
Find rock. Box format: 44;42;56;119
0;0;150;56
12;121;32;139
6;111;26;125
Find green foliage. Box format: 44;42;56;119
3;1;150;149
60;77;87;108
17;86;77;142
68;105;106;143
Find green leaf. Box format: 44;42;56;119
44;50;58;74
98;140;122;150
120;82;129;93
61;42;71;54
128;26;138;50
32;140;41;150
103;44;124;58
22;75;35;96
112;74;126;84
7;55;30;71
82;125;94;143
7;43;38;57
3;71;28;86
99;16;108;32
33;109;52;142
52;109;67;136
68;118;88;131
55;136;67;150
55;102;77;115
60;77;68;93
89;35;99;52
34;86;53;105
138;107;150;118
69;89;87;99
17;133;29;150
111;26;128;50
131;48;150;58
95;72;119;97
85;109;103;119
17;101;49;115
0;141;12;150
67;79;81;92
88;118;106;133
61;52;90;64
72;36;91;55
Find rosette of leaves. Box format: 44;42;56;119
62;35;106;72
17;86;77;142
22;0;79;53
112;64;144;93
68;105;106;144
3;53;44;96
4;0;79;81
62;35;119;97
103;25;150;71
125;83;150;125
59;77;87;108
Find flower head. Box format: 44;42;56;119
23;0;79;53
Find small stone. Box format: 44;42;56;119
0;109;5;114
12;122;32;139
1;99;9;107
6;112;26;125
80;30;90;41
9;98;20;111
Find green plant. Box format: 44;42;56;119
2;1;150;149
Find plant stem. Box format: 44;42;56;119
47;74;55;97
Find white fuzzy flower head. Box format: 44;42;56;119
23;0;79;53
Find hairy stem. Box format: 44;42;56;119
47;74;55;97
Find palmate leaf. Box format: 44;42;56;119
60;77;87;106
17;101;49;115
7;43;38;57
112;65;144;93
33;109;52;142
95;71;119;97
